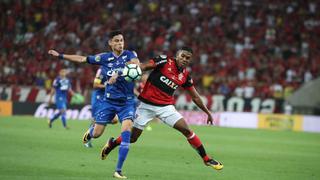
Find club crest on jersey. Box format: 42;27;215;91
122;55;127;60
160;76;178;90
95;56;101;62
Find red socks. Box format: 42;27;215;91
187;132;202;148
187;131;211;161
115;136;122;145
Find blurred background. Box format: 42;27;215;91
0;0;319;125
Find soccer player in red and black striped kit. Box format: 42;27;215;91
101;47;223;171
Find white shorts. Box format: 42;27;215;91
133;102;183;130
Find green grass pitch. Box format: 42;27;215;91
0;116;320;180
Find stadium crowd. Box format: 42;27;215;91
1;0;319;101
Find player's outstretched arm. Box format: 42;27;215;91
48;50;87;63
139;55;167;71
187;86;214;125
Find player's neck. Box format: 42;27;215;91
113;50;123;57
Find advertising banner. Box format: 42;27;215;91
258;114;303;131
0;101;12;116
180;111;258;128
12;102;92;120
302;115;320;133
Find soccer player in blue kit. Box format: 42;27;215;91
48;68;74;129
48;30;139;179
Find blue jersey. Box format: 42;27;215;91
53;77;71;100
53;77;71;109
87;50;137;101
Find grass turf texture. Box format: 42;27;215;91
0;116;320;180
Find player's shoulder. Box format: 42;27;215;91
153;54;169;64
94;52;113;61
123;50;138;57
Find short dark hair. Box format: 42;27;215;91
180;46;193;54
108;30;123;39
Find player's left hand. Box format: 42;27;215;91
48;49;59;57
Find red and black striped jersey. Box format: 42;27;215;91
138;55;194;106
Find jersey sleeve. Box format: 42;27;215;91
86;54;104;65
181;74;194;90
149;55;168;68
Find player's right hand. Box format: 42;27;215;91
48;49;59;57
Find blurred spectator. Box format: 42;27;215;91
0;87;8;100
234;85;244;97
271;82;284;99
243;81;255;99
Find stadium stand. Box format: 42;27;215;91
1;0;319;103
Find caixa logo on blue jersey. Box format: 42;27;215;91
106;67;124;76
160;76;178;89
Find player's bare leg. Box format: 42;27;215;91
82;123;106;146
173;118;223;170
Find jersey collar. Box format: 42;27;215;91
112;50;125;59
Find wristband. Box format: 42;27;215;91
58;54;64;60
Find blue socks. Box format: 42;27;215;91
89;124;94;138
116;131;131;172
61;112;67;127
50;112;61;123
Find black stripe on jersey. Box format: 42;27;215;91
147;70;176;96
181;75;193;88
